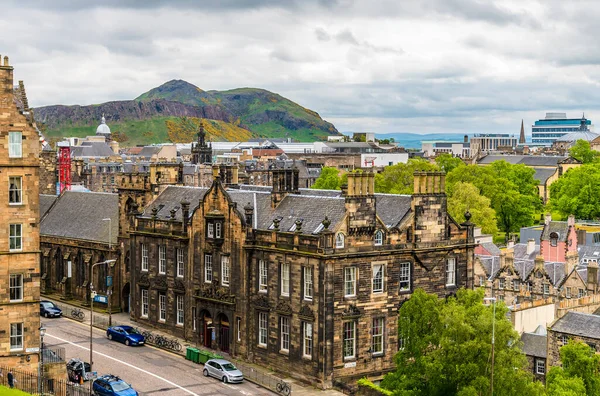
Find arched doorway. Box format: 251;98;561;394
217;312;230;353
122;283;130;313
200;310;213;349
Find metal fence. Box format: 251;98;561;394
0;364;92;396
42;346;66;365
233;360;292;395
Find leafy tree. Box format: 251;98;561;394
111;131;129;143
311;167;344;190
353;134;366;142
550;165;600;219
375;158;439;194
547;341;600;396
380;288;544;396
165;116;200;143
569;139;600;164
435;153;465;174
448;182;498;235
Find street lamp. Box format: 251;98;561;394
484;297;497;396
102;218;114;327
39;325;46;395
90;259;116;394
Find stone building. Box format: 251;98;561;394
128;168;476;387
0;55;41;370
547;311;600;367
521;326;547;382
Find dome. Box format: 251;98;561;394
96;115;111;136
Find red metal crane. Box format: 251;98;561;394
58;143;71;193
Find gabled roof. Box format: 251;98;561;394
478;155;567;167
70;142;115;158
40;194;58;219
533;168;557;185
142;186;209;221
521;332;547;358
541;221;569;242
550;312;600;339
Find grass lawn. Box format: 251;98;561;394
0;385;31;395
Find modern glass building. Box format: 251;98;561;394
532;112;592;146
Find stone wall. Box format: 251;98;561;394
40;150;57;195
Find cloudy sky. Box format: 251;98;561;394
2;0;599;135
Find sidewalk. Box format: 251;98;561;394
43;293;344;396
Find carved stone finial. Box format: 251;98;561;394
322;216;331;230
151;207;158;218
273;217;280;230
170;208;177;219
295;218;303;233
464;210;472;222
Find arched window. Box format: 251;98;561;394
550;232;559;247
374;230;384;246
336;233;345;249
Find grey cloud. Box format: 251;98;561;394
314;27;331;42
335;30;359;45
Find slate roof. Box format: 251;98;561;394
533;168;557;184
70;142;115;158
541;221;569;242
551;311;600;339
480;242;502;256
521;333;547;358
141;186;209;221
138;146;162;158
40;195;58;219
40;191;118;244
478;155;567;167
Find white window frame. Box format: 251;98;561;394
207;223;214;238
176;248;184;278
176;295;184;325
8;132;22;158
258;311;268;347
303;267;313;301
343;321;356;360
9;274;23;302
9;223;22;251
159;293;166;321
141;244;148;271
536;359;545;375
446;257;456;286
205;254;213;283
237;317;241;342
399;262;411;291
566;287;572;298
336;233;345;248
372;264;384;293
10;323;23;351
215;222;222;238
280;316;290;353
344;267;357;297
579;288;585;298
372;317;384;355
9;176;22;205
303;322;313;358
543;283;550;295
514;280;520;291
141;289;148;317
479;275;486;286
281;262;290;297
259;259;268;292
192;307;196;331
499;278;505;289
158;245;166;274
374;230;383;246
221;256;230;286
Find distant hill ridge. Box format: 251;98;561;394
34;80;340;145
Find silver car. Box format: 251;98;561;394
203;359;244;383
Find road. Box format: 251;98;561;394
42;316;274;396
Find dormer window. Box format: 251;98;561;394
206;220;224;240
550;232;559;247
207;223;214;238
215;222;222;238
374;230;384;246
336;233;345;249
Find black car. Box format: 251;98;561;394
40;300;62;318
66;358;92;382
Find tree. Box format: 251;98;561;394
311;167;344;190
448;182;498;235
380;289;544;396
569;140;600;164
165;116;201;143
435;153;465;174
547;341;600;396
550;165;600;219
375;158;439;194
111;131;129;143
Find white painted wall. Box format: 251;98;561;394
361;152;409;167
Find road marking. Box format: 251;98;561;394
46;333;200;396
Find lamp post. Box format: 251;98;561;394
102;218;113;327
484;297;497;396
90;259;116;394
39;325;46;395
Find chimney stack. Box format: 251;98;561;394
527;238;536;255
568;214;575;227
587;261;598;294
545;213;552;225
181;200;190;233
565;251;578;275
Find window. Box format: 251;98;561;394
205;254;213;283
280;316;290;352
479;276;486;286
527;282;532;293
207;223;214;238
566;287;572;298
343;321;356;359
514;280;520;291
303;322;313;358
446;258;456;286
9;224;22;251
372;264;384;293
237;317;241;342
176;248;184;278
498;295;505;302
159;293;166;321
9;274;23;302
158;245;166;274
8;132;22;158
336;233;345;248
281;263;290;296
398;335;406;351
258;312;268;347
499;278;505;289
176;295;184;325
141;244;148;271
399;262;411;291
550;232;558;247
215;222;222;238
536;359;546;375
579;288;586;298
559;335;569;345
192;307;196;331
303;267;313;300
10;323;23;351
141;289;148;317
344;267;357;297
221;256;230;286
374;230;383;246
9;176;22;205
372;317;384;355
543;284;550;295
259;259;268;292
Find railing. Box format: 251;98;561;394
233;360;293;395
0;364;92;396
42;346;66;365
131;327;183;353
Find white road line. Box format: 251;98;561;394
46;333;199;396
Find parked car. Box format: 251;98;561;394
106;325;145;346
66;358;92;382
93;374;138;396
203;358;244;383
40;300;62;318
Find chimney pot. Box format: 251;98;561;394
545;213;552;225
527;238;536;255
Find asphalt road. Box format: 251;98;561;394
42;316;274;396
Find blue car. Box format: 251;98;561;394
106;326;145;346
40;300;62;318
93;374;138;396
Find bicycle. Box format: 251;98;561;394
71;308;85;321
276;381;291;396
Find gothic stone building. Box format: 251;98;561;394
129;169;476;387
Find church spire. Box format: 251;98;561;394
519;119;526;144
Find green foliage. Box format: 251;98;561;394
448;182;498;235
550;165;600;219
435;153;465;174
353;134;367;142
0;385;31;395
569;140;600;164
547;368;587;396
357;378;393;396
375;158;439;194
380;289;543;396
311;167;344;190
547;341;600;396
